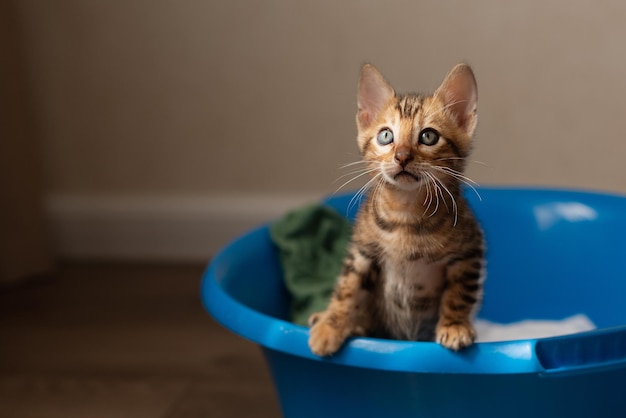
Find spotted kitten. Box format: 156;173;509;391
308;63;485;356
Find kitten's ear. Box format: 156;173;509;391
435;64;478;136
357;64;395;129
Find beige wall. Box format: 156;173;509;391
16;1;626;198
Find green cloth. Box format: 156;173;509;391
269;204;352;326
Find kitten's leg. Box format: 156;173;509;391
436;252;484;351
308;249;374;356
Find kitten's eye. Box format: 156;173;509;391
419;128;440;146
377;128;394;146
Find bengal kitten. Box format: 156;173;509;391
308;63;485;356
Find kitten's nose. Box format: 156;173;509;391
394;147;413;167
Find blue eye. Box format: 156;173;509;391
419;128;440;146
377;128;394;145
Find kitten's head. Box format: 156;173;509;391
356;63;477;192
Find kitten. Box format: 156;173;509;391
308;63;485;356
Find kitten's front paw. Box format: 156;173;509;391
308;318;347;357
436;322;476;351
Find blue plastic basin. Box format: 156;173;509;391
201;187;626;417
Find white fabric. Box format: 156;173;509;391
475;314;596;342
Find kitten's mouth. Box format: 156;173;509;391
394;171;421;183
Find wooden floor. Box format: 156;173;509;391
0;263;281;418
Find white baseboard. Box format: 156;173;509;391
45;193;322;262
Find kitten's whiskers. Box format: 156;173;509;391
347;172;383;215
420;171;459;225
338;160;373;169
432;174;459;226
422;172;441;217
431;165;482;201
333;163;380;195
434;157;488;167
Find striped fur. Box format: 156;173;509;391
308;63;485;356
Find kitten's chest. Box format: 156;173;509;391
379;258;445;340
382;259;445;306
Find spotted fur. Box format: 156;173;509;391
308;63;485;356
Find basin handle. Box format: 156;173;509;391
535;327;626;377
